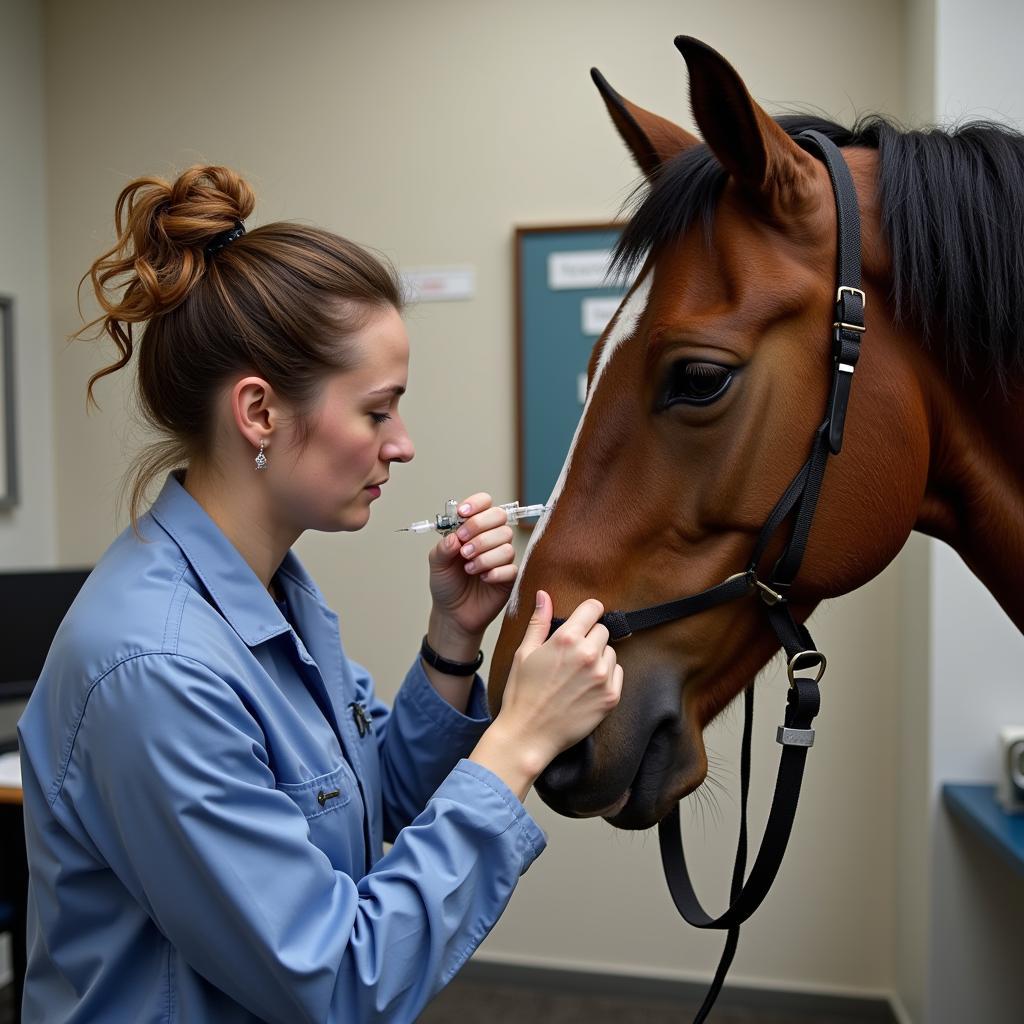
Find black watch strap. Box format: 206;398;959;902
420;635;484;676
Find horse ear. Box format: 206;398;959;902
591;67;699;180
674;36;818;208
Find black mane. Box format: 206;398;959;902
612;114;1024;387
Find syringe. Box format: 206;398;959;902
397;498;550;536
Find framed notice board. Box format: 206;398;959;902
0;296;16;510
515;223;632;513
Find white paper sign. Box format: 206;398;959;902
0;751;22;789
581;296;623;336
548;250;634;290
401;266;476;303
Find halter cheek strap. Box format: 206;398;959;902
546;129;864;1023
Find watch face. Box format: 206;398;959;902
1011;739;1024;794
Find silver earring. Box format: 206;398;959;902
255;440;268;471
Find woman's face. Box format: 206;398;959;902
272;304;415;533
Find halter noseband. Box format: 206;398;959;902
547;130;865;1023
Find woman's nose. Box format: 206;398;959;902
382;419;415;464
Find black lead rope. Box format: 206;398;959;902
547;130;864;1021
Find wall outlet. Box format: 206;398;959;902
996;726;1024;813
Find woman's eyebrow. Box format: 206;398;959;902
366;385;406;397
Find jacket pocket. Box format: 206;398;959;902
276;762;354;821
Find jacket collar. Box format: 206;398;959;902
148;469;322;648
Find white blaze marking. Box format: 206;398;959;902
509;273;651;616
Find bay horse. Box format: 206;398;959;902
489;36;1024;834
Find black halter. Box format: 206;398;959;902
548;130;866;1021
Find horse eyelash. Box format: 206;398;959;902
685;361;728;377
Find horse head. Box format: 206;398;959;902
490;37;1024;831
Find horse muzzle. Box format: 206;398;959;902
535;713;705;830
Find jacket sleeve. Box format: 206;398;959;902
65;653;545;1024
350;655;494;841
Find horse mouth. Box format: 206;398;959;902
592;789;632;818
538;718;702;831
602;718;699;829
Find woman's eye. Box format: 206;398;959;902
370;412;392;424
662;361;734;407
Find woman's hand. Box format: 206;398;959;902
468;592;622;799
427;493;517;645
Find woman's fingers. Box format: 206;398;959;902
501;594;621;763
455;498;508;544
581;622;611;657
600;646;618;684
455;493;492;519
609;663;624;706
458;524;513;560
555;599;605;641
464;543;515;574
480;563;518;585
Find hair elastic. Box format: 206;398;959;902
205;220;246;257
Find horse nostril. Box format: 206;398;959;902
540;735;594;791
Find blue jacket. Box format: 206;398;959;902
17;470;546;1023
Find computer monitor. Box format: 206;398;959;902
0;568;92;699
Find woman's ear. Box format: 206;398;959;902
230;376;277;449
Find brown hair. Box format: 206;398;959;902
74;165;403;536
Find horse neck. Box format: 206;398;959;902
914;352;1024;630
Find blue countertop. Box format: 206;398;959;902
942;784;1024;878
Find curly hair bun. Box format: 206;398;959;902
87;165;256;326
74;166;256;410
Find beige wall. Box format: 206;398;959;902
41;0;909;997
0;0;55;989
913;4;1024;1021
0;0;56;569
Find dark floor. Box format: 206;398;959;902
420;978;797;1023
424;980;889;1023
1;977;892;1024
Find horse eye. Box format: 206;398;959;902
662;361;734;408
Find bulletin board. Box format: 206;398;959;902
0;296;16;511
514;223;632;513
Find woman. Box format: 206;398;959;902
17;166;622;1023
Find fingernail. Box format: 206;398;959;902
536;591;544;608
465;561;476;573
447;534;458;550
462;543;475;557
459;503;471;515
456;527;469;541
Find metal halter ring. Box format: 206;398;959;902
787;649;827;687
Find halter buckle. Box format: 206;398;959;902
787;649;827;686
834;288;866;342
836;286;866;310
